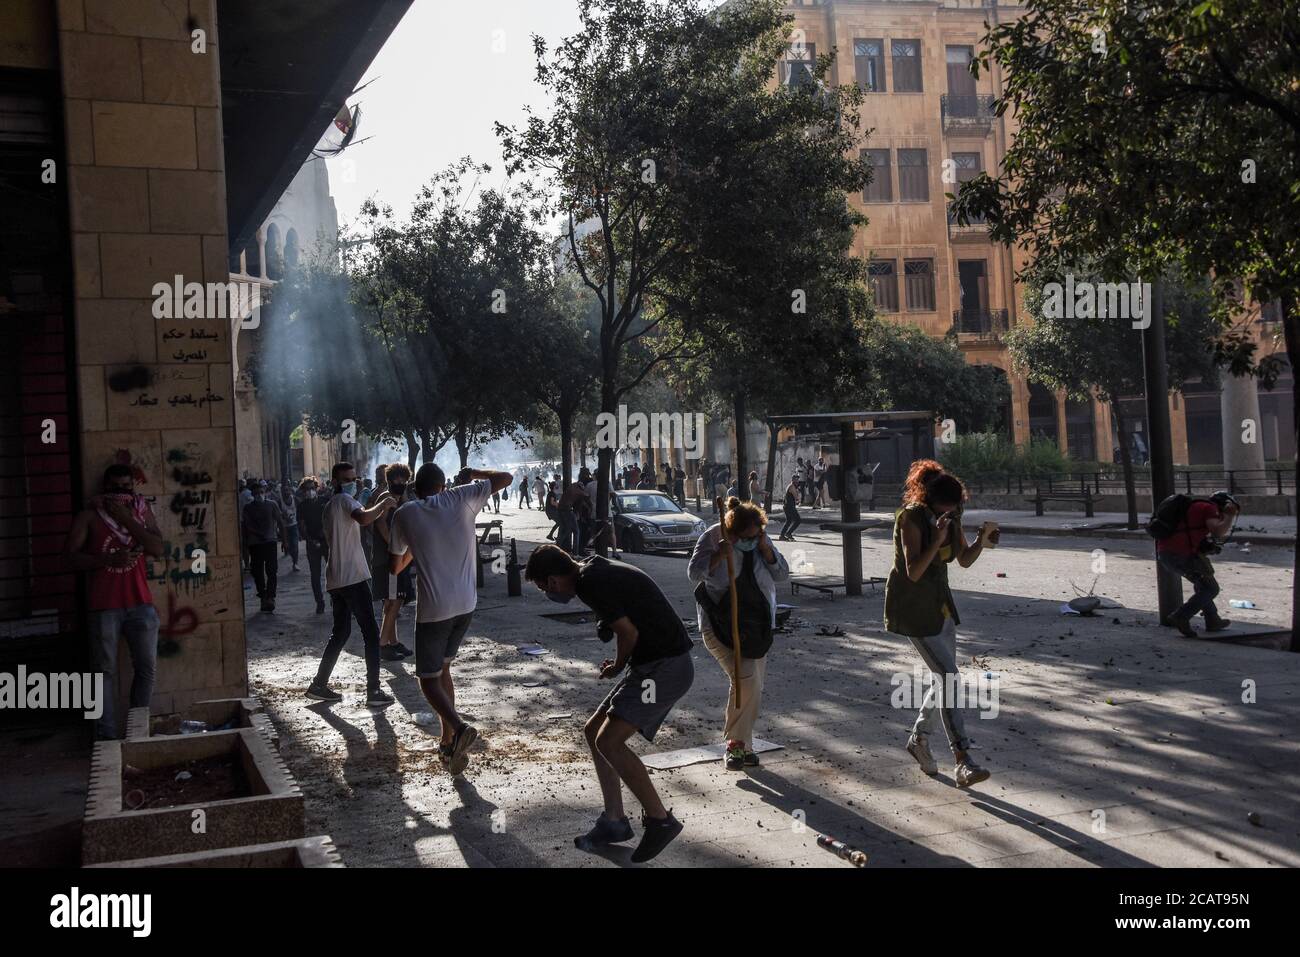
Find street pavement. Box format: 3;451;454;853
244;497;1300;868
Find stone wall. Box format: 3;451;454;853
57;0;246;713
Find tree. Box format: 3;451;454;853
500;0;835;542
950;0;1300;643
1004;269;1222;527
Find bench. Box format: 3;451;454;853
1027;490;1095;517
789;574;884;598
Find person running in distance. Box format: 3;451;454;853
306;463;397;707
297;477;328;614
389;464;512;775
689;497;789;770
885;460;998;788
778;475;801;541
524;543;692;862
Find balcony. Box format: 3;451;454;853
953;308;1009;342
941;94;996;133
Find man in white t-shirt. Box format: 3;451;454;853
306;461;397;707
389;462;512;775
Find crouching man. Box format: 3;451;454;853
524;544;693;863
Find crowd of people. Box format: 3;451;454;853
65;451;1244;863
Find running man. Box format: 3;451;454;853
389;464;512;775
524;543;693;862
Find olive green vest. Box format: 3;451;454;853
884;503;960;637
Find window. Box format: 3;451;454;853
854;39;885;92
904;259;935;311
783;41;816;88
891;39;922;92
948;152;984;223
861;149;891;203
945;45;975;96
869;260;898;312
897;149;929;201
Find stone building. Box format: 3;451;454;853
0;0;410;732
782;0;1291;471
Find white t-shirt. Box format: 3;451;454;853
324;492;370;591
388;479;492;623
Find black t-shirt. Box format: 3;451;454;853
575;555;691;666
298;496;327;540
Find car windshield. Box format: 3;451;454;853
619;494;679;514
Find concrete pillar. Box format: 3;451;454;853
1221;372;1265;474
1054;390;1069;456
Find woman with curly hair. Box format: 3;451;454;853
885;459;999;787
689;496;790;770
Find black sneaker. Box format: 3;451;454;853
1205;617;1233;632
574;814;634;851
315;601;325;615
393;642;413;657
306;683;342;702
447;724;478;776
630;810;682;863
1164;613;1196;638
380;645;407;662
366;688;394;707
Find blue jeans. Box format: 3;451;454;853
314;580;381;691
89;603;159;739
1157;551;1222;621
902;619;972;756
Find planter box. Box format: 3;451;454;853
82;728;303;865
84;835;342;868
126;697;278;751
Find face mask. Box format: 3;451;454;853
341;481;357;497
546;590;574;604
306;490;317;500
734;536;758;553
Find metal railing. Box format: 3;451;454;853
952;308;1009;340
941;94;996;128
958;466;1297;497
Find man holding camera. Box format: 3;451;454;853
1157;491;1240;638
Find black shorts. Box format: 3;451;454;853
371;556;414;602
415;612;473;677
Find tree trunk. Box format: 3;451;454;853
404;429;419;471
1281;292;1299;652
454;421;470;469
734;390;749;502
1111;398;1139;530
559;410;574;488
419;428;435;465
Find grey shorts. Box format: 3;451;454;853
597;651;694;742
415;612;473;677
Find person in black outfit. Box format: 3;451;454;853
524;543;692;863
241;480;285;612
297;477;329;614
779;476;802;541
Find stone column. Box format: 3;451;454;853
1221;372;1266;474
58;0;246;714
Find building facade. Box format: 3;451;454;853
783;0;1291;470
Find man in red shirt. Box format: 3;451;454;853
1156;491;1239;637
64;464;165;738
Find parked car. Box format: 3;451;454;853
611;490;708;554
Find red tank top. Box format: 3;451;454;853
86;512;154;611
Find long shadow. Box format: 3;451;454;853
962;790;1151;867
734;766;968;867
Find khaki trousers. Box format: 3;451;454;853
699;616;767;747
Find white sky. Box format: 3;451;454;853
323;0;584;230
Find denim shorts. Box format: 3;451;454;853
414;612;473;677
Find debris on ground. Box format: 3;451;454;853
816;625;845;637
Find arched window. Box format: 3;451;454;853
1027;382;1059;443
265;223;283;280
284;228;300;270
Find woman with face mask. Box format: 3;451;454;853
688;496;790;770
885;460;998;788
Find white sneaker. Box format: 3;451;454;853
906;734;939;775
954;759;990;788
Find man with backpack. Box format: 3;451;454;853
1150;491;1240;638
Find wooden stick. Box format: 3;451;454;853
717;499;743;713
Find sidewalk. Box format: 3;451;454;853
245;502;1300;868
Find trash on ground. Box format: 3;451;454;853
174;771;192;782
996;572;1007;578
519;644;550;655
816;624;845;636
411;711;437;726
546;713;572;721
1247;811;1262;826
1228;600;1257;609
178;720;208;734
816;833;868;867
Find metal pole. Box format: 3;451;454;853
841;421;862;597
1142;279;1182;619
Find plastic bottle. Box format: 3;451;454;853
178;720;208;734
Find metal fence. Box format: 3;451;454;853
962;467;1297;497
